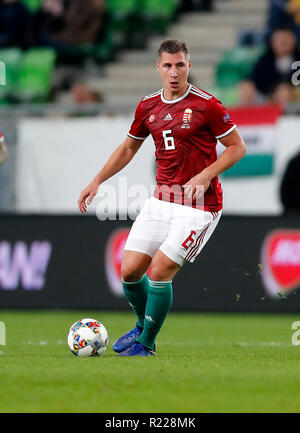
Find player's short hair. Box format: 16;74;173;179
158;40;190;59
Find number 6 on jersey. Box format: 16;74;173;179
162;130;175;150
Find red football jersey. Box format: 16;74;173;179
128;84;236;211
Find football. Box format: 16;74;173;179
67;318;109;357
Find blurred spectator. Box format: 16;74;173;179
271;80;294;108
287;0;300;24
33;0;65;45
0;0;33;48
54;81;103;106
54;0;106;45
292;83;300;100
268;0;300;40
237;79;263;106
252;27;300;96
71;82;102;104
34;0;106;47
280;150;300;215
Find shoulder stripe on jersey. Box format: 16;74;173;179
191;85;211;96
142;89;162;101
190;90;211;100
215;125;237;139
191;86;212;99
191;87;212;99
143;92;160;100
128;133;147;141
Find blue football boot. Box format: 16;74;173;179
117;342;156;357
112;323;143;353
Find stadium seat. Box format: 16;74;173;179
106;0;145;49
218;87;239;107
216;46;265;88
206;86;239;107
0;48;22;103
21;0;42;12
142;0;177;34
107;0;138;20
57;22;117;64
15;48;56;102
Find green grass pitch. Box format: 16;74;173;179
0;310;300;413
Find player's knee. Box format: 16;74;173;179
149;253;179;281
149;265;173;282
121;263;144;283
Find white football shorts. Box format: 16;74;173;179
124;196;222;266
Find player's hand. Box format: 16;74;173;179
183;170;212;201
78;180;100;214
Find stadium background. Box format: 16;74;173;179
1;0;300;414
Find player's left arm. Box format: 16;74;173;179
205;127;246;179
184;128;246;199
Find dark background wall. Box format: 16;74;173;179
0;214;299;311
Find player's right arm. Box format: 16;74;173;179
78;136;144;213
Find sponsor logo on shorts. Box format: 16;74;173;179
261;230;300;297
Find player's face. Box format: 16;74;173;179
157;51;191;96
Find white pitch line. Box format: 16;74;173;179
159;341;292;347
235;342;291;347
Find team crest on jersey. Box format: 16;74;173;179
149;114;155;123
181;108;192;129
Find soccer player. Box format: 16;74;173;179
78;40;246;357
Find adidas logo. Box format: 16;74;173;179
164;113;173;121
145;315;155;323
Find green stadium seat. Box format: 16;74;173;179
76;40;113;63
218;86;239;107
0;48;22;102
15;48;56;102
21;0;42;12
206;86;239;107
107;0;138;19
216;45;265;88
216;67;241;88
106;0;146;49
142;0;177;34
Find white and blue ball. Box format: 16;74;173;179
67;318;109;357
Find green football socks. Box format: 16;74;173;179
137;279;173;350
122;274;149;329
